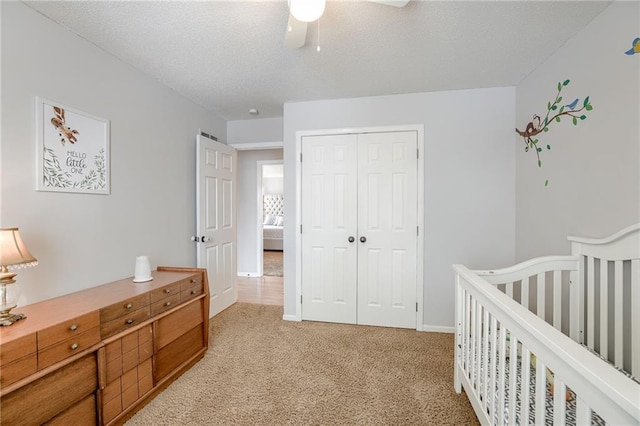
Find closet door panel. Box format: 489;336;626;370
301;134;358;324
357;131;418;329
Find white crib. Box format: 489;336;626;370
453;224;640;425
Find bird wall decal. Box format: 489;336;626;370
515;80;593;186
624;37;640;55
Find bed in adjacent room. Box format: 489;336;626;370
262;194;283;251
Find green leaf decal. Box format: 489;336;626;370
538;160;542;168
585;104;593;111
537;147;542;152
543;127;549;132
580;115;586;120
573;117;578;125
555;117;561;122
551;105;557;111
557;96;563;104
547;101;551;110
546;145;551;150
563;80;570;86
583;96;590;107
545;179;549;186
557;82;562;91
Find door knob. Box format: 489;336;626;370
360;236;367;243
348;236;355;243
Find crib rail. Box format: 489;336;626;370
454;264;640;425
569;223;640;377
474;256;580;340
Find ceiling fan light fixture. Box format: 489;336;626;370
288;0;326;23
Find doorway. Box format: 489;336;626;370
257;161;284;277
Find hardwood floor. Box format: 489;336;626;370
237;275;283;306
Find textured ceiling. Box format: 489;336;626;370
24;0;611;121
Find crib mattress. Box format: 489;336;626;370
263;225;283;239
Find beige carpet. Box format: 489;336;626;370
263;250;283;277
126;303;479;425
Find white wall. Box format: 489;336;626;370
283;87;517;329
516;2;640;260
1;2;226;305
263;177;283;195
236;150;284;275
227;117;283;144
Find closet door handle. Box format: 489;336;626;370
360;236;367;243
348;236;355;243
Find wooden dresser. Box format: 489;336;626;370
0;266;209;425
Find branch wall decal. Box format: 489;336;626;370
515;79;593;186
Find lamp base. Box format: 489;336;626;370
0;312;26;326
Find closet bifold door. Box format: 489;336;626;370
301;134;358;324
356;131;418;329
300;131;418;329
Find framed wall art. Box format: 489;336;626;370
35;97;110;194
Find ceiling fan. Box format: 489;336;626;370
284;0;411;49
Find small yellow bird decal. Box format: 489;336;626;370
625;37;640;55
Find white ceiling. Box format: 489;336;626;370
24;0;611;121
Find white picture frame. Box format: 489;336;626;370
35;97;110;194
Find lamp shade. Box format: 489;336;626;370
288;0;326;22
0;228;38;270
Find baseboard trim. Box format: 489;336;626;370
422;325;455;333
282;314;300;322
237;272;261;278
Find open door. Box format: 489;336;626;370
196;133;237;317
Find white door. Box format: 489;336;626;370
356;132;417;328
301;134;358;324
300;131;418;328
196;134;237;318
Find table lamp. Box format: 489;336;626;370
0;228;38;326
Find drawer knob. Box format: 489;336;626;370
70;343;79;350
191;279;197;283
69;324;78;331
164;289;171;294
126;303;133;309
164;301;171;307
191;290;198;295
126;319;134;325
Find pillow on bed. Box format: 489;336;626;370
263;214;276;225
274;216;284;226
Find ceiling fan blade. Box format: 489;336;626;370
284;14;307;49
367;0;410;7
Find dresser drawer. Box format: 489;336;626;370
38;311;100;349
0;333;37;365
0;353;98;425
38;327;101;370
180;280;204;302
44;393;97;425
100;293;150;324
150;281;181;303
155;299;204;350
180;274;202;291
100;306;151;340
0;353;37;388
151;293;181;316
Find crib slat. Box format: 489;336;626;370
632;259;640;377
614;260;623;369
489;316;498;423
587;256;595;350
508;334;518;424
575;396;591;425
522;277;530;311
552;270;562;331
465;291;471;373
506;282;513;299
570;269;580;342
536;272;545;320
482;308;490;411
498;325;507;426
475;301;482;392
599;259;608;360
535;358;546;425
553;378;566;424
470;297;477;387
521;348;531;424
